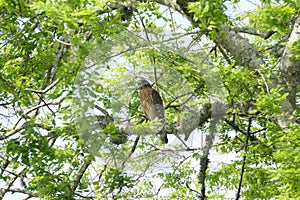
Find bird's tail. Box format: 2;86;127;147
153;104;167;144
148;104;167;143
150;104;165;122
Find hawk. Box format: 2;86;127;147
137;79;168;144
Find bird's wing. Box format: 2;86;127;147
149;89;165;121
151;89;163;106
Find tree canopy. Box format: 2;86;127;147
0;0;299;199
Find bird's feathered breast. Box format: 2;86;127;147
139;86;165;121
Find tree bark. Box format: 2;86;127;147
278;14;300;112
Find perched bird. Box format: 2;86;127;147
137;78;168;144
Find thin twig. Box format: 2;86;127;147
95;104;111;118
98;164;107;182
0;167;27;199
225;119;247;135
215;41;232;64
186;182;201;197
72;160;92;192
139;15;150;43
169;8;179;49
6;97;65;139
26;78;61;94
122;135;140;169
235;117;252;200
36;93;55;115
255;69;270;94
55;37;72;46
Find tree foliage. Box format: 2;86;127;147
0;0;299;199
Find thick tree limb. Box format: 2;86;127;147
198;110;220;199
278;14;300;115
198;155;209;199
216;25;265;71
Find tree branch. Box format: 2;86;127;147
122;135;140;169
198;154;209;200
217;25;265;71
233;27;275;39
0;168;27;199
225;119;247;135
4;188;38;198
72;160;91;192
198;113;220;199
96;101;212;145
277;14;300;126
26;78;61;94
235;117;252;200
1;97;65;140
